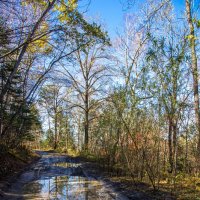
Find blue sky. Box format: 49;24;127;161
80;0;186;38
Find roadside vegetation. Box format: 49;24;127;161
1;0;200;199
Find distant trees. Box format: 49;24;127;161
39;84;63;149
39;83;72;150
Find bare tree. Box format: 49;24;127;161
60;39;110;150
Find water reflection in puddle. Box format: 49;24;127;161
53;162;81;168
22;162;115;200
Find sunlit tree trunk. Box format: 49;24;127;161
84;78;89;150
54;110;58;150
168;118;173;173
185;0;200;160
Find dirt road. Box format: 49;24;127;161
2;151;128;200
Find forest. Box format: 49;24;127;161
1;0;200;199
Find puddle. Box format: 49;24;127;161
22;175;114;199
53;162;81;168
3;152;121;200
22;160;115;199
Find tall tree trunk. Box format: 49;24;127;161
172;122;177;176
84;75;89;150
84;109;89;150
185;0;200;160
185;129;188;172
164;140;167;172
0;67;3;137
54;110;58;150
78;117;81;150
168;118;173;173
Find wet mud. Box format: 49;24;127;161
2;151;126;200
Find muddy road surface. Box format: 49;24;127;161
2;151;128;200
